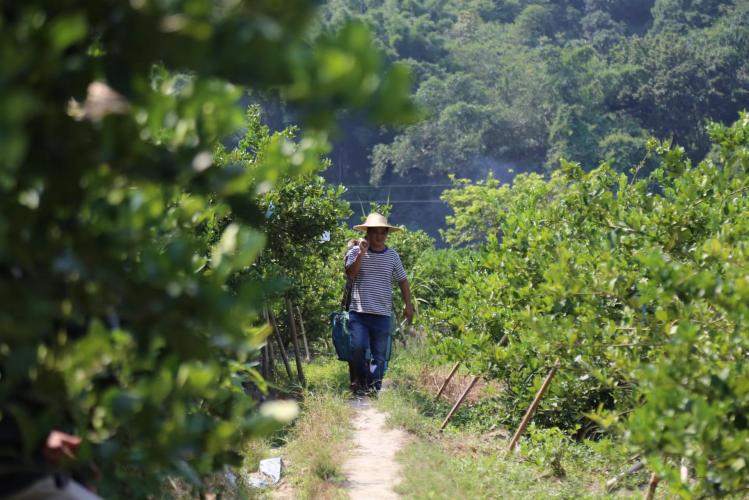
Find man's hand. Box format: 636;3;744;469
43;431;81;463
403;303;414;324
346;239;367;279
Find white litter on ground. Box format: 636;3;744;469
248;457;284;488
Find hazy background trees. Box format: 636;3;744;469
302;0;749;239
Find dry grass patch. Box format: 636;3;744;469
418;364;503;405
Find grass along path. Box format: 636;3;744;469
376;346;666;499
268;361;353;499
269;345;663;499
268;358;409;499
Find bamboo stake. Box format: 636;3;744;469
286;298;306;386
272;333;293;381
439;375;480;432
259;346;268;379
507;358;561;453
435;362;461;400
295;305;311;362
266;336;275;381
266;307;293;380
401;319;409;348
605;460;644;492
644;472;659;500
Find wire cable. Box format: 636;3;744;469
340;199;446;204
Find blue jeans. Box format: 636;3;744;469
348;311;390;390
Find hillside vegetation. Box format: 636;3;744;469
319;0;748;181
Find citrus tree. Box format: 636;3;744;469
431;115;749;496
214;105;354;350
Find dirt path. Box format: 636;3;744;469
342;398;408;499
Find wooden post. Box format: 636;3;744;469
266;307;293;380
507;358;561;453
286;298;306;386
439;375;480;432
295;305;311;362
644;472;659;500
435;362;461;400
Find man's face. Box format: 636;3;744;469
368;227;388;246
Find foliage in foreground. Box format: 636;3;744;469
0;0;414;495
427;115;749;497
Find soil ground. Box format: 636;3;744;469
341;397;408;499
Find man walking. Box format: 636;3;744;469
345;213;414;393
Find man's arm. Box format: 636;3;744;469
399;279;414;323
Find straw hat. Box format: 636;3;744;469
353;212;402;232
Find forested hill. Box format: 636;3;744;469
315;0;749;239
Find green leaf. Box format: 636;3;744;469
47;13;87;52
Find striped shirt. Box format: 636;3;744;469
344;246;407;316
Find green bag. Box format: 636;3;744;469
330;278;394;367
330;310;351;361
